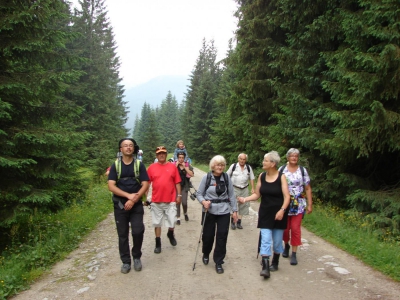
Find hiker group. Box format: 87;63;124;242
107;138;312;278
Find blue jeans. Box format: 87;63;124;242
260;228;284;256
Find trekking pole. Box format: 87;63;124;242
192;209;208;271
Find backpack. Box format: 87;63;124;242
115;158;146;201
203;171;230;196
230;163;251;176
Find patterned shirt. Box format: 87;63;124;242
281;166;310;216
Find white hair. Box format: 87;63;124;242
264;151;281;168
209;155;226;170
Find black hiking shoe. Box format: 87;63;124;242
167;230;177;246
282;243;290;258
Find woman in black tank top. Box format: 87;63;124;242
237;151;290;279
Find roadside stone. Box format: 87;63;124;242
77;286;90;294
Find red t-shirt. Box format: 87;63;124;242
147;162;181;203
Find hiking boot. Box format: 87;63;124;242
176;219;181;225
202;254;209;265
167;230;177;246
215;264;224;274
133;259;142;271
154;237;161;254
121;263;131;274
260;256;270;278
269;253;280;272
230;217;236;230
236;220;243;229
290;252;298;265
185;214;189;221
282;243;290;258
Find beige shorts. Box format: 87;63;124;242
234;187;250;216
151;202;177;228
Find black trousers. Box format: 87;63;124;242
201;212;230;265
114;203;145;264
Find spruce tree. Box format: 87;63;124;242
0;0;87;235
70;0;128;174
157;91;181;151
183;39;222;163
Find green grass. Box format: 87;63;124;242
191;161;400;281
191;161;209;173
1;166;398;299
0;182;113;299
303;200;400;281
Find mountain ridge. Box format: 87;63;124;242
123;75;189;130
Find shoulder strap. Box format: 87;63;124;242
115;158;141;184
299;165;305;177
203;172;212;196
299;165;305;186
278;166;284;174
223;172;229;189
261;171;266;181
230;163;237;176
246;164;250;173
134;159;141;184
115;158;121;180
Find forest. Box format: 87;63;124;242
1;0;399;253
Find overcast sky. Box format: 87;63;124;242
71;0;238;89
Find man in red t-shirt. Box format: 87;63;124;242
147;146;181;253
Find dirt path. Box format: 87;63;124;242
12;168;399;300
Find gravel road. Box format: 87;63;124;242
12;167;400;300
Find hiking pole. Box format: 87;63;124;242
192;209;208;271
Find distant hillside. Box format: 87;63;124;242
124;75;189;130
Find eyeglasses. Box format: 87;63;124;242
216;164;225;167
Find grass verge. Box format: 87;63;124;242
194;162;399;281
303;200;400;281
0;182;113;299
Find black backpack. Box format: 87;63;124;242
229;162;251;176
203;171;230;196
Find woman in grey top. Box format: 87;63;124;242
196;155;238;274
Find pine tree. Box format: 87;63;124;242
0;0;87;234
183;39;222;163
70;0;128;174
157;91;181;151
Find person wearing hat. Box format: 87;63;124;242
147;146;182;253
108;138;149;274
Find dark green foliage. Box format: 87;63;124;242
157;91;181;151
135;103;161;165
0;0;129;248
0;0;89;243
182;39;222;163
69;0;128;175
215;0;400;237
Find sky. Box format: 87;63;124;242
71;0;239;89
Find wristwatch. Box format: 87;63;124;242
281;207;286;211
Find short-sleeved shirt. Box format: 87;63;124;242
280;166;311;216
108;159;149;206
147;162;181;203
227;163;255;188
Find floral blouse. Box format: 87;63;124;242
281;166;310;216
